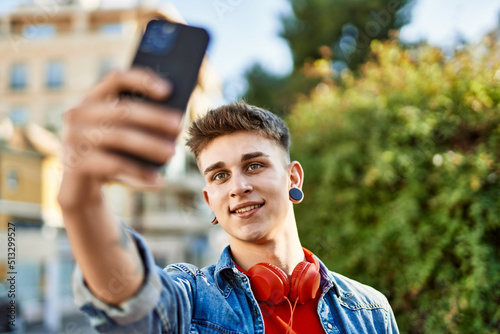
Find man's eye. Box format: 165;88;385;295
248;164;261;171
214;172;227;180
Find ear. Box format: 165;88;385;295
288;160;304;189
202;187;212;210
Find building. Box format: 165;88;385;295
0;0;225;331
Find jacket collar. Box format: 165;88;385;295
213;246;245;296
316;256;341;297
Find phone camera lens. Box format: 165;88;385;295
162;22;176;35
140;20;179;55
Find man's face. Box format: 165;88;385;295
199;131;302;244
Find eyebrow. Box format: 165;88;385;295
203;161;225;175
241;151;270;162
203;151;270;175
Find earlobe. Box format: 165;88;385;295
203;188;218;224
209;211;218;225
288;161;304;204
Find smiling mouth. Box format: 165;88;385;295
232;203;264;214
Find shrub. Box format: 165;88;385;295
289;38;500;333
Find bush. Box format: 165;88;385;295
289;38;500;333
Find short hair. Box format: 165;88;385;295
186;102;290;160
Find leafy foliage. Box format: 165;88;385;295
282;0;412;70
244;63;321;117
244;0;412;114
289;38;500;333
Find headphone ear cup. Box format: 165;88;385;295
248;263;290;305
290;261;321;304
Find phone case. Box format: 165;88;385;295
127;19;210;111
120;19;210;169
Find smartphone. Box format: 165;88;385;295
126;19;210;111
121;19;210;169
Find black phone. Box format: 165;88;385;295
126;19;210;111
121;19;210;169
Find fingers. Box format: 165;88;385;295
63;108;179;168
103;128;177;166
76;99;183;139
60;68;183;187
117;100;183;138
63;149;166;187
86;68;171;103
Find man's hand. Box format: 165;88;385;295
58;69;182;305
59;69;183;210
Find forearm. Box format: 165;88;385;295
73;228;195;334
61;179;144;306
57;69;178;307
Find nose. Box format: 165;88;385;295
230;172;253;197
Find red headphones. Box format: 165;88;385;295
239;248;321;305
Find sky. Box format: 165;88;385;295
161;0;294;100
399;0;500;47
161;0;500;99
1;0;500;99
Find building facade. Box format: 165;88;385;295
0;0;225;331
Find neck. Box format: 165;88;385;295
229;219;304;276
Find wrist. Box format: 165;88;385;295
58;173;105;214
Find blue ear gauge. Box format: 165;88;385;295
289;188;303;201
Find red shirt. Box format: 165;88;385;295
258;291;326;334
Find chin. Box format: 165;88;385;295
234;225;271;243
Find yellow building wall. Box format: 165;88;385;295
0;215;9;231
0;148;43;229
0;149;42;202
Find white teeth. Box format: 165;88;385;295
235;204;262;214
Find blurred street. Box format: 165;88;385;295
0;0;225;332
24;314;96;334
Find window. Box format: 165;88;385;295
6;169;19;192
22;24;56;39
45;104;63;134
99;23;123;36
59;258;76;297
10;63;28;90
9;107;28;126
18;262;42;303
46;60;64;89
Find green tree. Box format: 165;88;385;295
282;0;412;70
288;37;500;333
244;63;320;117
244;0;413;115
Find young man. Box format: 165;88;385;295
59;69;399;333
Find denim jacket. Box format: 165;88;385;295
73;229;399;333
